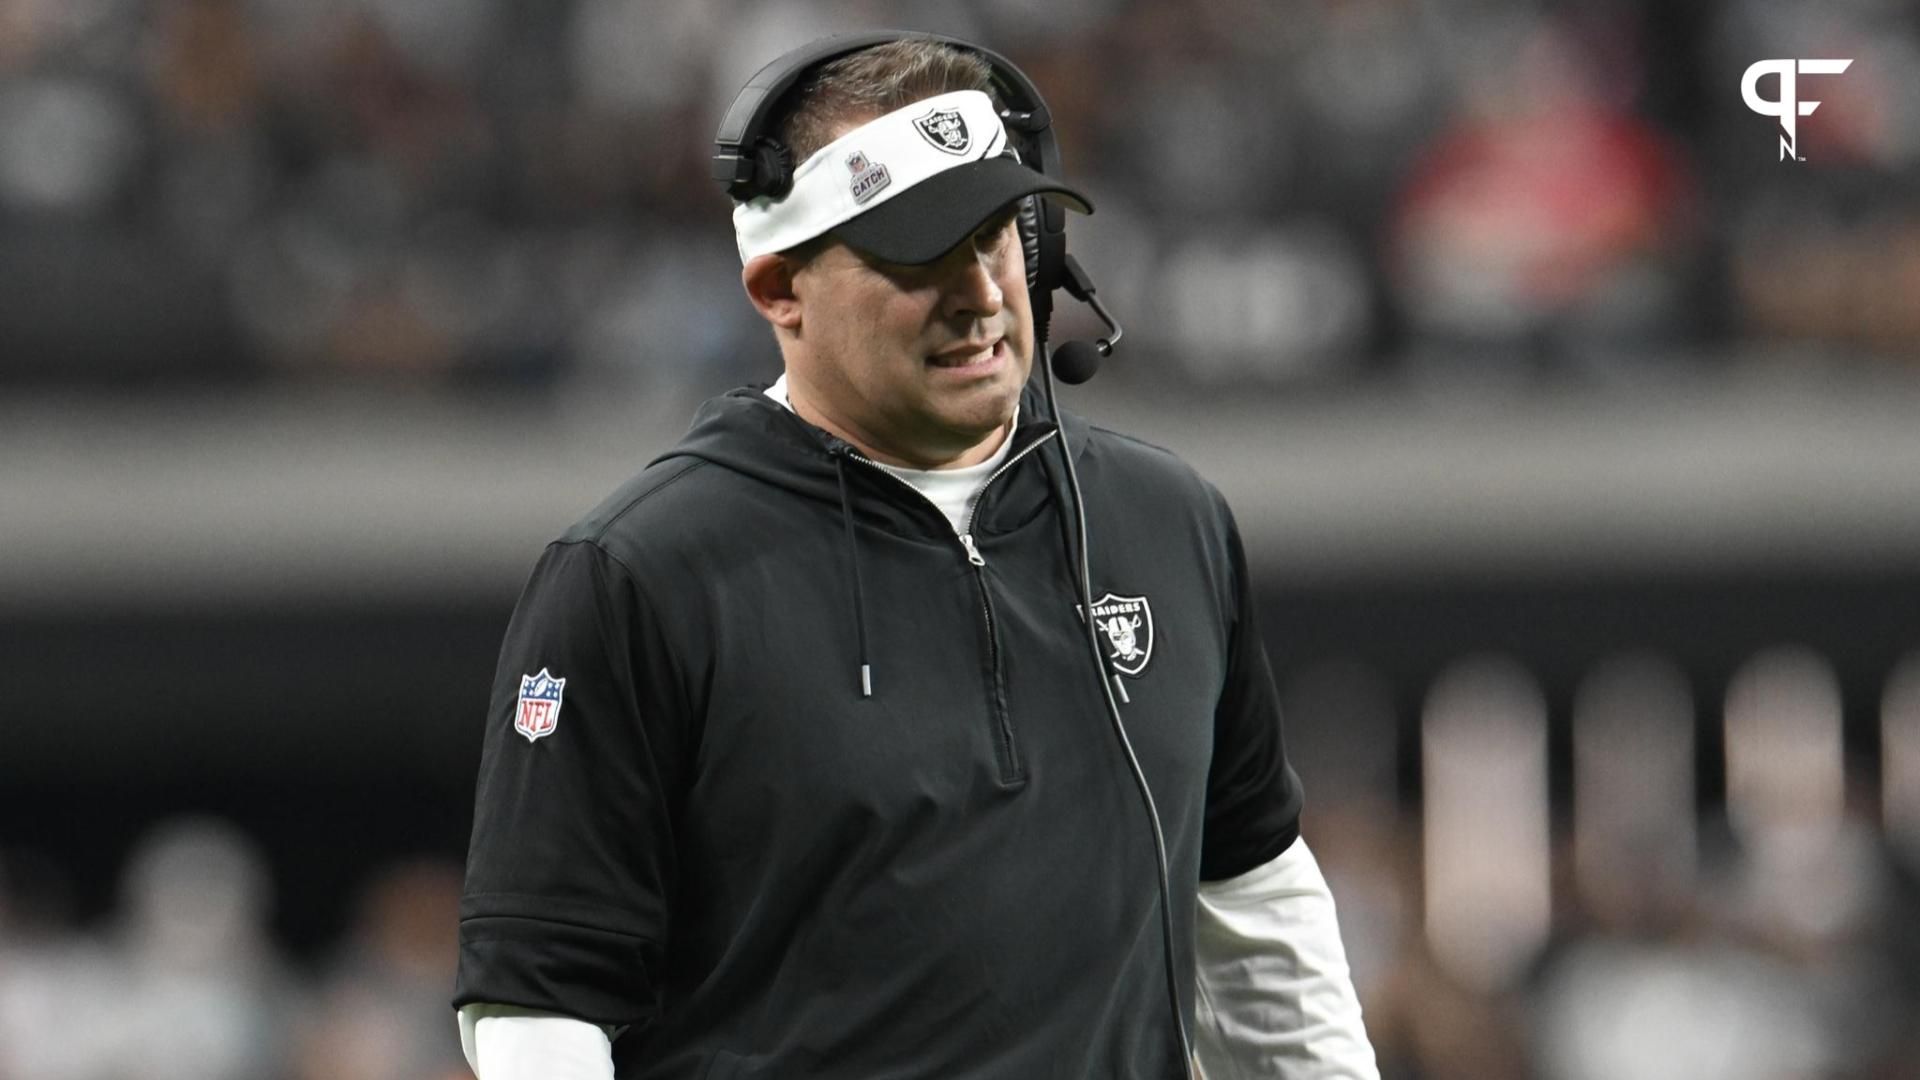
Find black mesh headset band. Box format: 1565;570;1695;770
711;30;1068;337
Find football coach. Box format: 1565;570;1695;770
453;31;1378;1080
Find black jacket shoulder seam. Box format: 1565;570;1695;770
576;456;710;545
553;459;708;589
548;536;644;596
1085;425;1219;507
1086;424;1180;461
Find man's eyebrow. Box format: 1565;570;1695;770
963;207;1019;245
980;205;1020;231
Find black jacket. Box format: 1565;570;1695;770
455;385;1303;1079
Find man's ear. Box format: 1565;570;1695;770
742;253;803;332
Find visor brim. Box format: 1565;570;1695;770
831;156;1092;266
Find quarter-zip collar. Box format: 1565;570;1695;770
651;383;1084;542
651;382;1086;698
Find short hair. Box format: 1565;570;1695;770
776;40;997;164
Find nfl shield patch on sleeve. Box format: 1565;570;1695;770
515;668;566;742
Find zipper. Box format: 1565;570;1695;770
960;534;986;566
956;430;1059;564
955;432;1057;783
841;430;1058;784
841;428;1058;565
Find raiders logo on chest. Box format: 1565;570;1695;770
1089;593;1154;678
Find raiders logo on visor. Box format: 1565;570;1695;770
913;107;971;154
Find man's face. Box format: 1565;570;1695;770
786;205;1033;468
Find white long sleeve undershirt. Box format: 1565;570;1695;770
458;1003;615;1080
458;838;1376;1079
1190;839;1379;1080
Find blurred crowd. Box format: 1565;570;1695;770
7;645;1920;1079
1287;646;1920;1080
0;0;1915;391
0;820;469;1080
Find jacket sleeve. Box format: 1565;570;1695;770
454;538;696;1029
1199;501;1304;882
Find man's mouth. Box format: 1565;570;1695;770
929;338;1005;369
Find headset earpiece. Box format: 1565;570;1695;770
1015;193;1049;340
750;139;796;201
1017;195;1042;293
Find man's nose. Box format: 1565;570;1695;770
940;248;1004;320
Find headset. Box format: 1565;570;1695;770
714;32;1190;1078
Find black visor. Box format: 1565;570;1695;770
832;155;1092;266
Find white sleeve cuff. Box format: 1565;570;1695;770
457;1003;616;1080
1192;839;1379;1080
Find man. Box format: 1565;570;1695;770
455;37;1377;1079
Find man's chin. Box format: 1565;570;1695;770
902;400;1013;463
946;387;1021;434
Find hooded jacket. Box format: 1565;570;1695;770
455;384;1304;1079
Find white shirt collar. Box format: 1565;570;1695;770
764;373;1016;535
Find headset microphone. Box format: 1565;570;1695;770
1049;253;1123;386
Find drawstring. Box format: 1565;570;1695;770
833;455;874;697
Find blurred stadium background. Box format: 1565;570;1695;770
2;0;1919;1077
